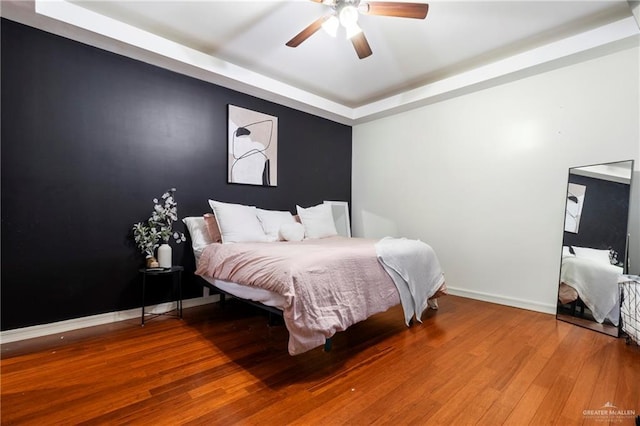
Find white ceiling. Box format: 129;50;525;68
2;1;639;124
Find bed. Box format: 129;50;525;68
558;246;622;325
183;201;446;355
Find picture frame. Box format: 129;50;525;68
565;182;586;233
228;104;278;186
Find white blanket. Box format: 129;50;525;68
376;237;445;326
560;256;622;325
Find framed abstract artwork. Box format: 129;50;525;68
565;182;586;233
228;104;278;186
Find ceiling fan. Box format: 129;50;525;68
286;0;429;59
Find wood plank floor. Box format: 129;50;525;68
2;296;639;425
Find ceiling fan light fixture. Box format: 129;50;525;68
339;5;359;27
321;15;339;37
357;2;370;14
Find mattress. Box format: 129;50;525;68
195;246;286;309
198;275;286;309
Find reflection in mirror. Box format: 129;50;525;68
556;160;634;337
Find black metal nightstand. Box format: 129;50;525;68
139;266;183;326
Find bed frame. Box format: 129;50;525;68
196;275;333;351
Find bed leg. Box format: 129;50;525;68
428;298;439;310
324;338;333;352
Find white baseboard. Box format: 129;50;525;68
0;295;220;344
446;286;557;315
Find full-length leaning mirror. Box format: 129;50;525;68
556;160;634;337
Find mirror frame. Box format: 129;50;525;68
556;159;634;337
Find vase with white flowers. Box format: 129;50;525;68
133;188;186;268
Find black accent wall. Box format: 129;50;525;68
562;173;630;263
1;19;352;331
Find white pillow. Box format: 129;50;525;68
208;200;268;243
296;203;338;239
572;246;611;266
182;217;214;257
279;222;305;242
256;209;296;242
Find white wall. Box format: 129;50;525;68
352;45;640;314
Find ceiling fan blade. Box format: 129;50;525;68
351;32;372;59
361;2;429;19
286;15;330;47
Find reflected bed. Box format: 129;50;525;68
558;248;622;325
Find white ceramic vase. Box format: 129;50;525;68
157;243;172;268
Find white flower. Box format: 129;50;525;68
133;188;183;256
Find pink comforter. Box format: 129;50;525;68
196;236;400;355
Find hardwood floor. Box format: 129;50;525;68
2;295;639;425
